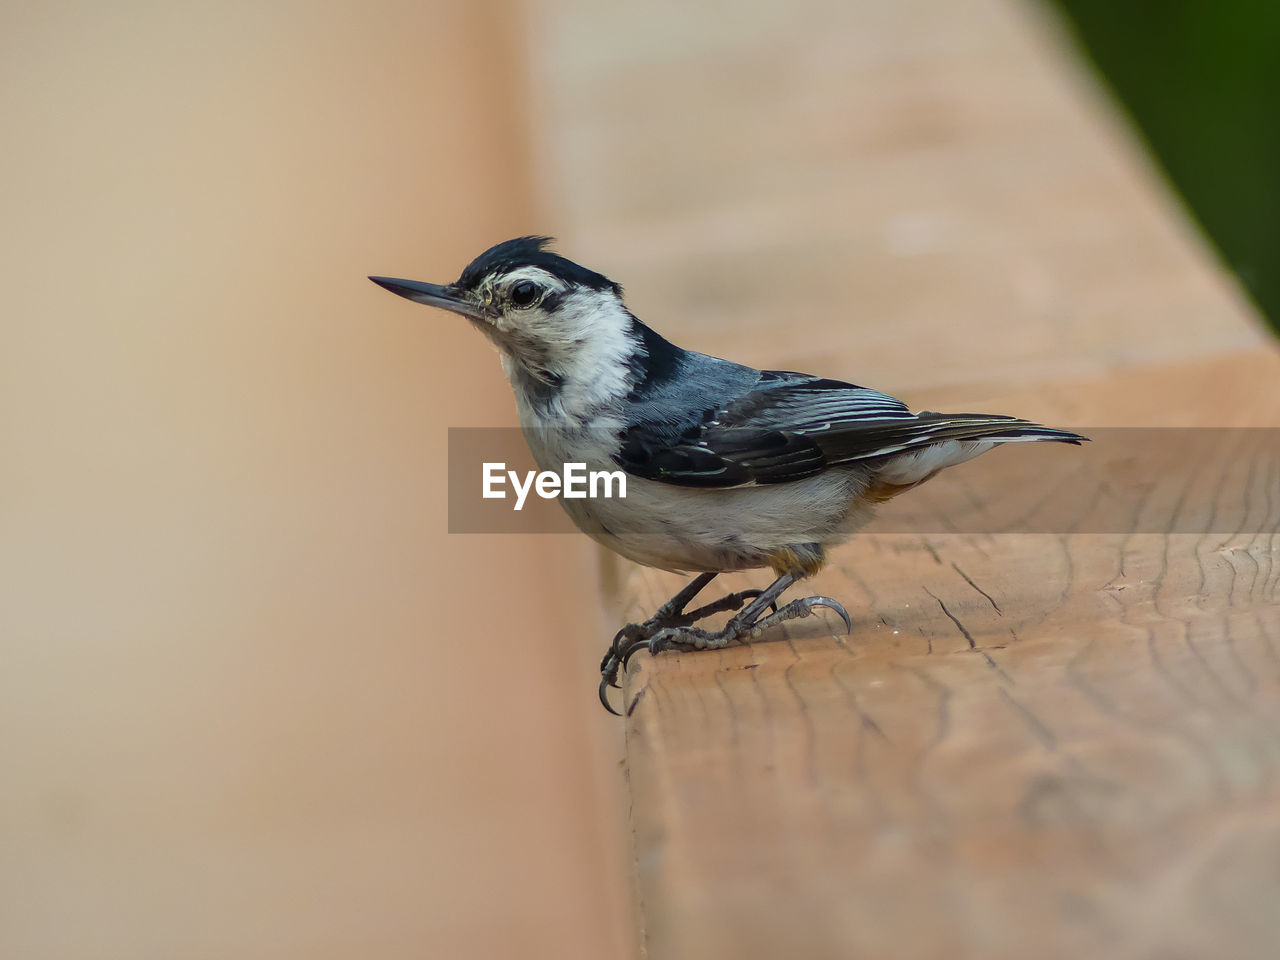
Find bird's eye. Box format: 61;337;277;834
509;280;541;308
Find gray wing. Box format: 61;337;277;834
616;369;1084;488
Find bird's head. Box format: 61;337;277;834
371;236;633;391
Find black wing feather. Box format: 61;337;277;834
616;371;1083;488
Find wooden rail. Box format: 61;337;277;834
535;0;1280;956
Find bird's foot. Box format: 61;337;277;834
598;588;775;714
617;594;852;679
599;594;852;714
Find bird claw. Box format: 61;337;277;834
599;624;709;715
762;595;851;634
598;586;776;712
600;593;853;713
599;620;677;715
599;673;623;715
600;622;646;675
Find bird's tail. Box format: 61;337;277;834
911;412;1088;446
868;414;1087;489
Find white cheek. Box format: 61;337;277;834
551;296;637;413
493;306;550;336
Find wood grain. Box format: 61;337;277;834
531;0;1280;956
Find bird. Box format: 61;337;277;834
370;236;1086;714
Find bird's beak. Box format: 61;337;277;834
368;276;483;320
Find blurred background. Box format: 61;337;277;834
1;1;1275;959
0;3;631;958
1052;0;1280;334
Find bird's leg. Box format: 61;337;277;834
681;588;779;624
599;572;780;714
646;572;720;625
616;571;851;676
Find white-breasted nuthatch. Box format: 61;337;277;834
371;237;1085;713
